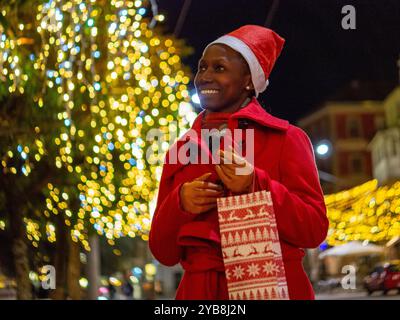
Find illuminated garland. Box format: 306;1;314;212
325;179;400;246
0;14;30;95
0;0;197;250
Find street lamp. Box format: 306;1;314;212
316;144;329;156
315;140;332;159
314;139;338;183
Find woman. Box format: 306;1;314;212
149;25;329;300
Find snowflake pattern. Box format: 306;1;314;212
247;263;260;277
262;261;279;275
225;268;231;280
232;265;245;280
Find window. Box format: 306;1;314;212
347;117;362;138
375;116;386;130
349;154;364;174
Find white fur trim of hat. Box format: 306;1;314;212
204;35;269;97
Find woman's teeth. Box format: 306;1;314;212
201;90;219;94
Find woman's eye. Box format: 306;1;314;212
216;65;225;71
199;66;206;71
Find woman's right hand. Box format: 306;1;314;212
180;172;224;214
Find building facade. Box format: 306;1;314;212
298;101;385;193
369;87;400;185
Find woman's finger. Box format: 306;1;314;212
194;188;224;197
193;172;212;181
220;163;238;179
218;149;233;165
219;152;239;172
220;149;246;167
218;160;236;173
226;147;247;166
216;164;232;186
193;181;223;190
192;196;218;206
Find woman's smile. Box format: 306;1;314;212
199;89;220;95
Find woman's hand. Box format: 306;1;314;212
215;147;254;194
180;172;224;214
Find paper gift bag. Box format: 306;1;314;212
217;190;289;300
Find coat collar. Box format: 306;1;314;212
162;98;289;180
192;97;289;132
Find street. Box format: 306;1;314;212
316;289;400;300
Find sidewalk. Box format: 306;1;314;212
316;289;400;300
0;288;16;300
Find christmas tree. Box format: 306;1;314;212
0;0;196;299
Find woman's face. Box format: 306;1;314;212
194;44;253;113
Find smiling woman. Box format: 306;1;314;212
194;44;253;113
149;25;329;300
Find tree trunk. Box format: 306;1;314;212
308;248;321;285
9;204;32;300
12;238;32;299
86;234;101;300
49;214;68;300
66;235;82;299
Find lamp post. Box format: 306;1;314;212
315;139;339;184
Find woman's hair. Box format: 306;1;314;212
235;51;255;98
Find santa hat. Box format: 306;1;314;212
204;25;285;97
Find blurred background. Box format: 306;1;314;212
1;0;400;300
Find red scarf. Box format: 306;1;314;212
201;112;231;130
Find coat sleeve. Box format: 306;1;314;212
149;164;197;266
253;125;329;249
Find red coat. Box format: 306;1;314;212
149;98;329;300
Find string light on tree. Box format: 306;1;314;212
1;0;196;251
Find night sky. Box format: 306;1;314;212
157;0;400;124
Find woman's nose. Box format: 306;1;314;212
199;69;213;83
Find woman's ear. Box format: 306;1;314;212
244;73;254;91
243;73;255;96
245;81;254;92
245;80;255;97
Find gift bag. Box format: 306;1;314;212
217;190;289;300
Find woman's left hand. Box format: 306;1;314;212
215;146;254;194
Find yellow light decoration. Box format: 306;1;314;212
325;179;400;246
0;0;197;253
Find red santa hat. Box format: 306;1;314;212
204;25;285;97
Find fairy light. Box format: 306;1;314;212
0;22;29;94
325;180;400;246
1;0;196;250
